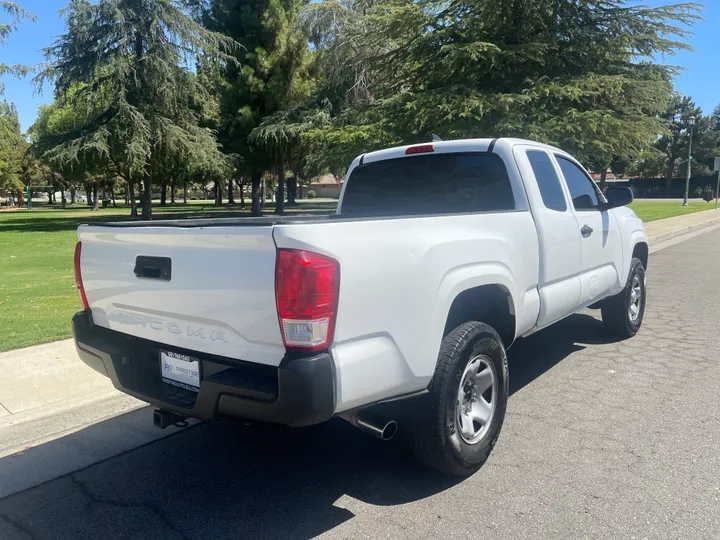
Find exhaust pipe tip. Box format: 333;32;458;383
380;419;398;441
341;411;397;441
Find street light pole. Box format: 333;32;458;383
682;115;696;207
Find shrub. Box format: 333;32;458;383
307;190;317;199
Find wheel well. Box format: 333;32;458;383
632;242;649;270
443;285;515;347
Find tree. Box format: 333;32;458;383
1;2;36;95
194;0;311;215
631;94;720;192
293;0;701;173
35;0;238;219
0;101;25;196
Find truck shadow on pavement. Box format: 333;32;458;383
0;312;623;540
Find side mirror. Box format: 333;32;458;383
603;186;634;209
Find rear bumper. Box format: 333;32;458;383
72;311;336;427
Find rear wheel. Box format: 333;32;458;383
601;257;646;338
408;321;509;476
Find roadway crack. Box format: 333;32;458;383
70;474;190;540
0;513;35;540
0;402;11;415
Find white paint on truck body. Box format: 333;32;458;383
78;137;647;413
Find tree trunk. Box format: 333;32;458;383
92;185;100;211
129;182;138;217
275;162;285;214
228;178;235;205
214;181;222;206
70;187;76;205
85;183;93;207
141;176;152;219
238;179;245;208
261;177;266;207
287;176;297;205
599;169;608;192
665;159;675;194
160;183;167;206
171;183;175;204
183;179;187;204
61;188;66;209
111;188;116;207
251;171;262;216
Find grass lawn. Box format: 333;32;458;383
1;198;717;352
628;201;718;222
0;199;337;352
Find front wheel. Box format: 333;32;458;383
408;321;509;476
601;257;646;338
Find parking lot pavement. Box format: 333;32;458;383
1;230;719;540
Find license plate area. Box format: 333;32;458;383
160;351;200;393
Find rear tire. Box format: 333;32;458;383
601;257;646;338
408;321;509;476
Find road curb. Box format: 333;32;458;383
647;214;720;245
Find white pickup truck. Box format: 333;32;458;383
72;138;647;476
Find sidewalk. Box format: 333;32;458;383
645;207;720;244
0;340;144;459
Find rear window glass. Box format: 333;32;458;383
340;153;515;217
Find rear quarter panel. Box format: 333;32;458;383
274;212;540;412
611;206;648;290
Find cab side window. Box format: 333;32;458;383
556;156;601;210
527;150;567;212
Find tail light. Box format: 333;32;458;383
74;242;89;310
275;249;340;350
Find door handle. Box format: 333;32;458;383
581;225;594;237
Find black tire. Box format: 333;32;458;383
408;321;509;476
601;257;646;338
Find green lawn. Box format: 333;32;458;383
628;201;718;222
1;198;717;352
0;199;337;352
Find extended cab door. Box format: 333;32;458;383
553;155;623;306
514;146;582;328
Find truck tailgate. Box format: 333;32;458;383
77;225;286;366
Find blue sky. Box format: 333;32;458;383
1;0;718;132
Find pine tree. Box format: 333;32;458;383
193;0;310;215
302;0;701;170
34;0;238;218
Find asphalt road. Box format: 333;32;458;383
2;231;720;540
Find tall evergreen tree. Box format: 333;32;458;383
0;101;25;194
193;0;310;215
35;0;238;218
300;0;701;170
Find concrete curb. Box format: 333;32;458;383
646;213;720;245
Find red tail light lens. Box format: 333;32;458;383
275;249;340;350
405;144;434;155
74;242;89;310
